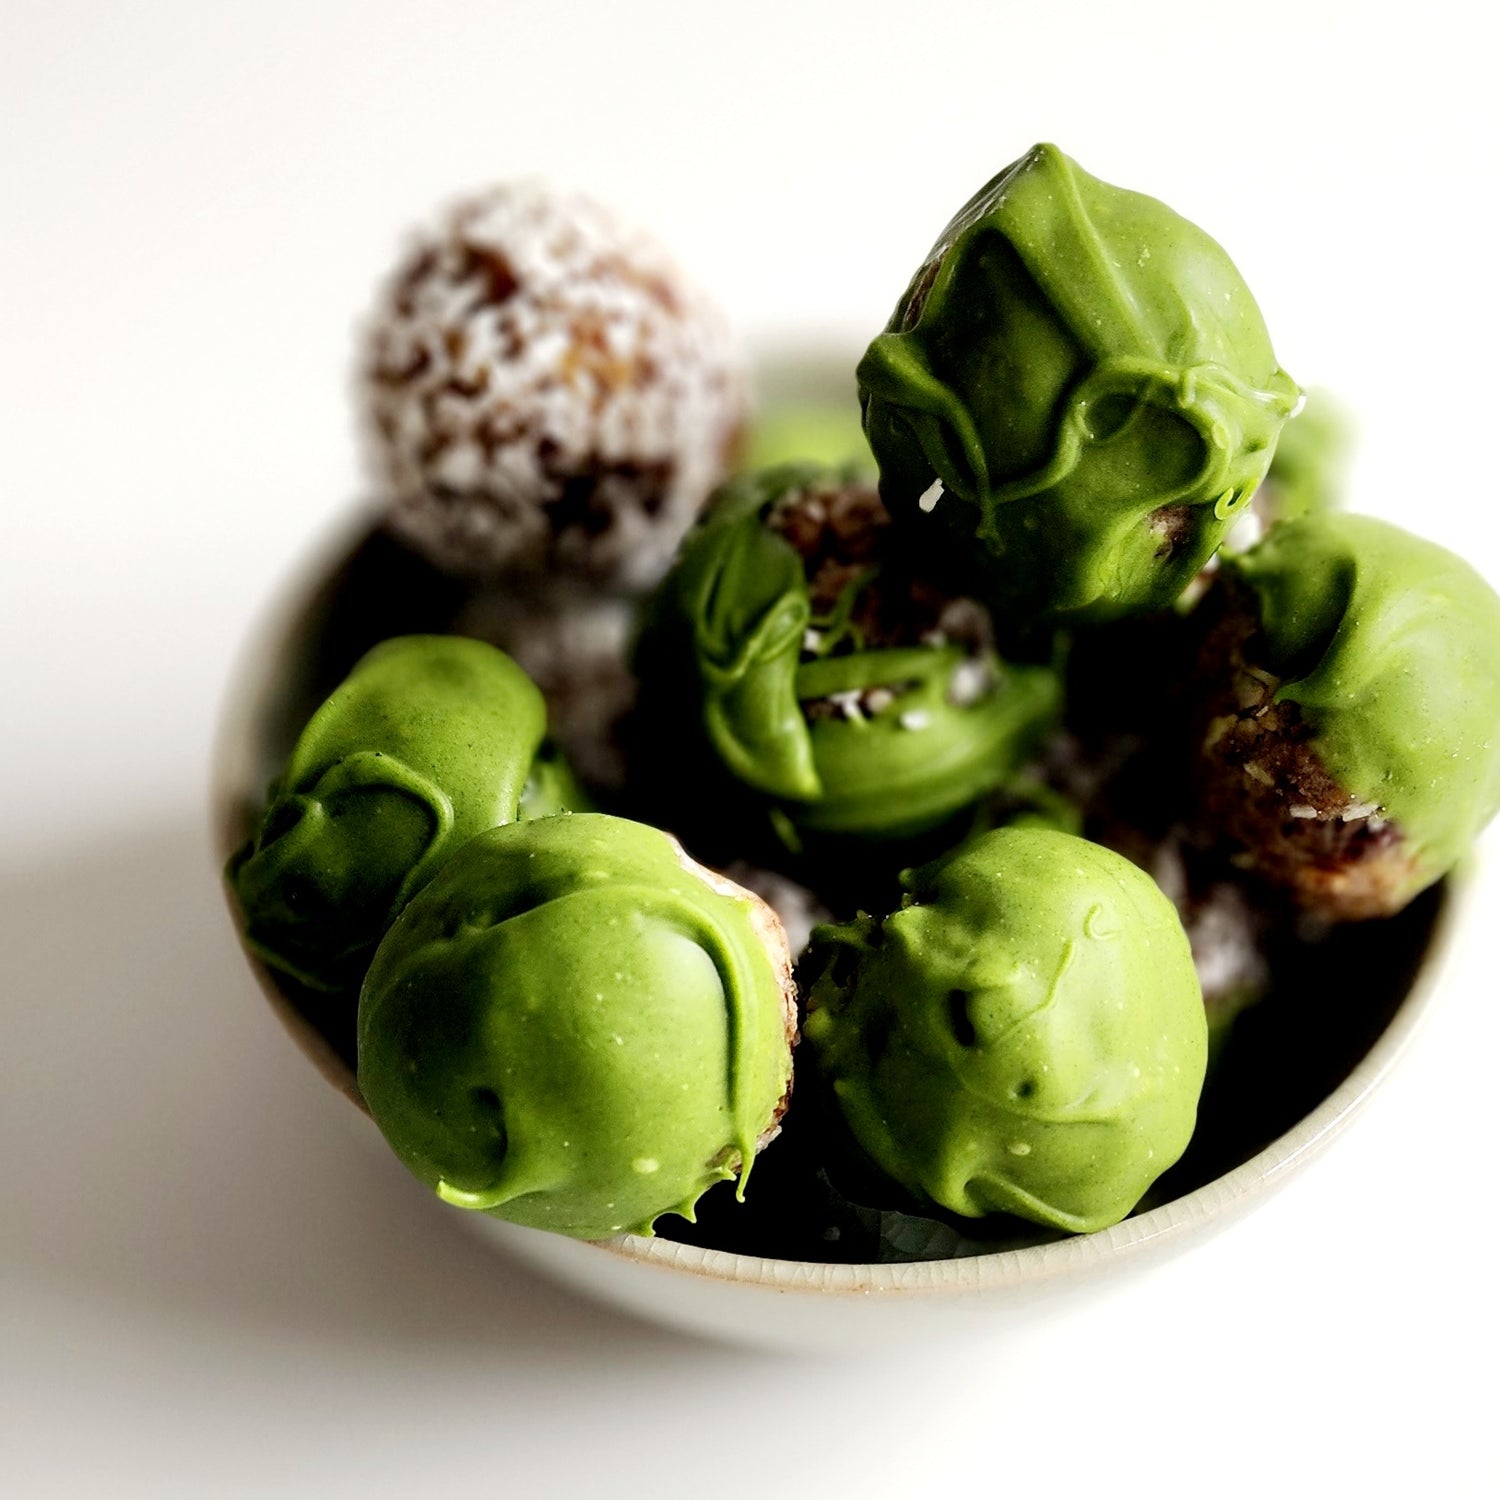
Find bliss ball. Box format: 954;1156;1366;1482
362;183;748;591
858;144;1299;624
803;827;1207;1234
1190;513;1500;922
634;462;1062;846
226;635;570;997
357;814;798;1240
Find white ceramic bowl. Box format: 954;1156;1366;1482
214;505;1465;1351
216;347;1465;1349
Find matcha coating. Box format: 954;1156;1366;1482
637;463;1061;840
1213;513;1500;907
229;635;551;992
803;828;1207;1233
858;144;1299;622
357;814;796;1240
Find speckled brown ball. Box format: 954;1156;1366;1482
362;184;747;590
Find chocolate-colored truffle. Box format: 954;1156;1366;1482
357;814;797;1240
635;463;1061;844
363;183;746;589
803;827;1207;1234
1191;513;1500;920
228;635;575;993
858;144;1300;622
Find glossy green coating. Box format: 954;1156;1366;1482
645;465;821;802
858;144;1300;622
796;644;1058;837
639;463;1061;840
803;828;1207;1233
1226;512;1500;897
229;635;551;992
357;814;793;1240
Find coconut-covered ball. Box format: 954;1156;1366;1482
857;144;1300;623
1191;513;1500;921
228;635;579;994
363;183;747;590
635;463;1062;846
803;827;1207;1234
357;814;798;1240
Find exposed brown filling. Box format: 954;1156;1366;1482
765;479;993;659
1191;578;1419;921
1149;502;1195;560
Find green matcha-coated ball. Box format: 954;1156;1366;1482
803;828;1207;1233
636;463;1061;841
357;813;796;1240
858;143;1300;623
229;635;557;992
1223;512;1500;902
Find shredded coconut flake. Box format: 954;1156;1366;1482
364;182;746;584
946;658;992;707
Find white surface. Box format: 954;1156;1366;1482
1;2;1497;1495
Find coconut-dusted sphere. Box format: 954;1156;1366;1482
363;183;747;590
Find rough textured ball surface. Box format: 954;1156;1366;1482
362;184;747;588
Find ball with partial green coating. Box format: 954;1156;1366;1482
357;813;797;1240
1195;512;1500;919
634;462;1061;845
803;827;1207;1234
858;143;1299;622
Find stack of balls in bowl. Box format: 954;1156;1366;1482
225;146;1500;1258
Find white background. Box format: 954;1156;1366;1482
3;2;1497;1495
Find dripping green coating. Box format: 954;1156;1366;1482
858;142;1299;622
357;814;793;1240
227;635;558;992
803;828;1207;1234
637;462;1061;840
